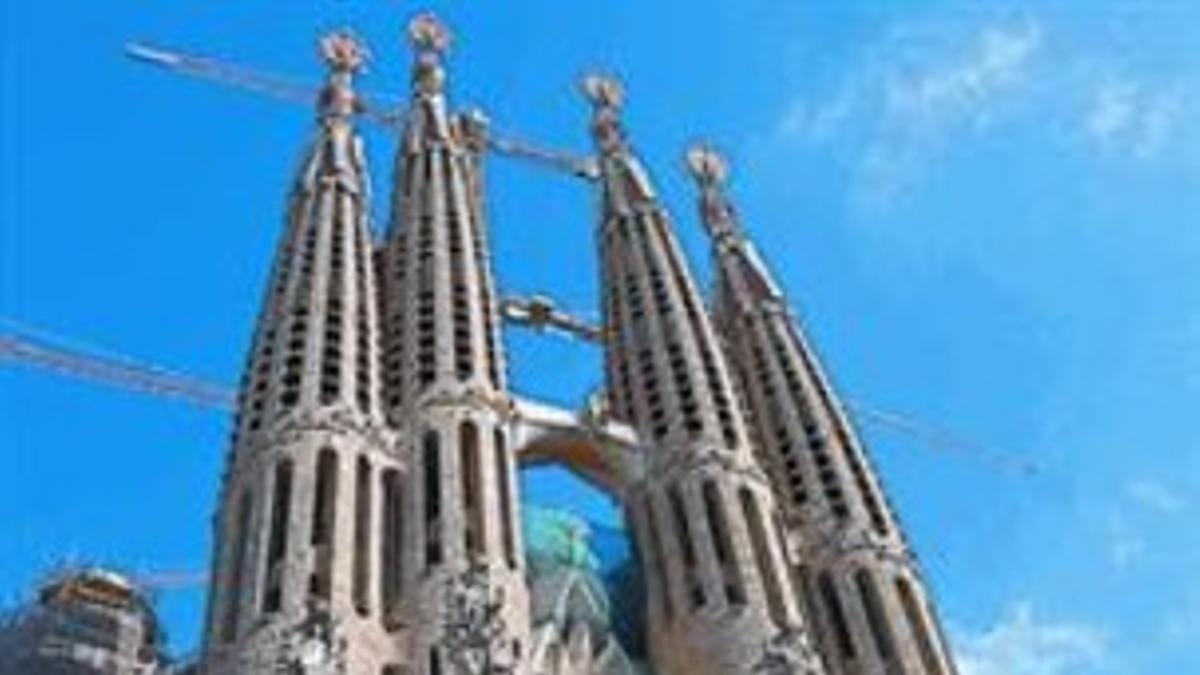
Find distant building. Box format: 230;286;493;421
0;568;165;675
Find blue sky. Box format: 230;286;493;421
1;1;1197;672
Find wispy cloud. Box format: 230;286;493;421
1104;480;1188;570
956;603;1111;675
1083;80;1185;159
887;23;1042;128
777;14;1198;207
1127;479;1187;515
779;20;1043;206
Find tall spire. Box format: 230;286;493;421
584;74;661;216
686;144;783;303
378;14;529;675
226;28;382;450
204;30;402;675
585;77;824;675
689;144;959;675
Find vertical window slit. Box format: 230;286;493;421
429;647;442;675
309;448;338;600
819;572;856;661
702;481;746;607
856;569;900;672
263;459;294;614
460;421;485;558
495;429;517;569
897;576;946;675
221;489;253;642
644;498;673;621
353;456;372;616
667;485;704;609
739;487;787;626
424;431;443;567
381;468;403;631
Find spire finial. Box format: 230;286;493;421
408;13;451;95
319;30;367;73
317;30;366;119
685;143;730;189
581;73;624;111
408;12;452;55
581;73;627;155
686;142;740;239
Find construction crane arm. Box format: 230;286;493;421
0;316;1033;476
500;295;603;343
126;40;597;178
488;135;598;181
127;41;319;107
0;330;235;412
125;41;404;127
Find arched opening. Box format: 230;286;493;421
459;421;485;558
518;464;646;665
221;488;253;642
353;456;372;617
423;430;443;568
380;468;403;631
310;448;338;600
856;568;900;673
262;458;293;615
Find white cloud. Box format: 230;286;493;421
956;603;1111;675
778;20;1043;206
1127;479;1187;515
887;23;1042;127
1084;80;1185;159
776;14;1198;207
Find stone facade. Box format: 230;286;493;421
196;12;958;675
688;146;959;675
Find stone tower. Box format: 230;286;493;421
582;75;824;675
201;31;402;674
189;12;962;675
686;145;958;675
378;13;530;675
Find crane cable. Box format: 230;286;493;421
0;316;1034;476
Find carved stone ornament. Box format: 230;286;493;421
319;31;367;73
408;12;452;54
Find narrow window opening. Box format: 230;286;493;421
702;481;746;607
220;489;253;642
819;572;856;661
495;429;517;569
667;485;705;609
739;487;787;626
309;449;338;600
424;431;443;567
897;576;946;675
381;469;404;630
460;421;485;558
353;456;372;616
643;499;674;621
795;565;827;658
429;647;442;675
263;459;294;614
856;569;900;672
